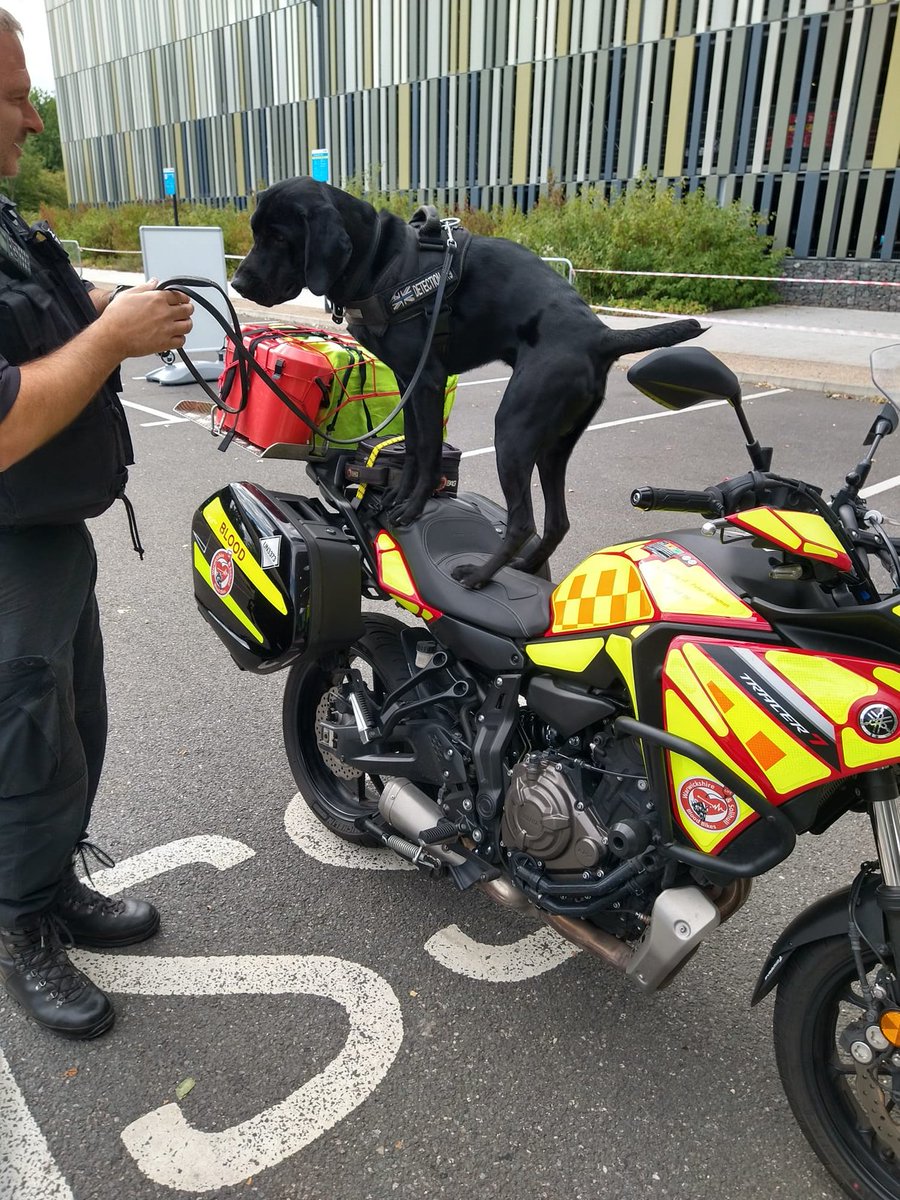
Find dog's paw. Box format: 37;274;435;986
451;562;488;590
389;497;427;527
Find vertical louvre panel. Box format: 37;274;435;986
48;0;898;258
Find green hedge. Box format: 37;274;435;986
29;177;784;312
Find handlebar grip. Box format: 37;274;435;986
630;486;722;517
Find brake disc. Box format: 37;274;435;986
855;1065;900;1157
315;688;362;781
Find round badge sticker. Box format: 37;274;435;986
678;777;739;833
210;549;235;597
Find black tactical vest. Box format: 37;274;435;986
0;196;133;526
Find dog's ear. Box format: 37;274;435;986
301;194;353;295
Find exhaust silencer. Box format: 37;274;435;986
378;778;468;867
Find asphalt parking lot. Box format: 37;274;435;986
3;352;897;1200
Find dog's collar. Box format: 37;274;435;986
337;224;470;336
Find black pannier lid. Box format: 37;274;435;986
191;481;363;673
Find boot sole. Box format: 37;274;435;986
68;911;161;949
51;1005;116;1040
4;988;116;1040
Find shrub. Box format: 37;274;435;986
24;174;783;312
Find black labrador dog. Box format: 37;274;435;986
232;177;704;589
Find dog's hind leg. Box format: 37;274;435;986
452;407;541;589
509;426;585;576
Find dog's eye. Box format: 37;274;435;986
268;232;287;247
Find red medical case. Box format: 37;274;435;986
216;324;335;449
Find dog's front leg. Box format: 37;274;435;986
389;371;447;527
381;387;418;511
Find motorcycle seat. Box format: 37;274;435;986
385;497;554;638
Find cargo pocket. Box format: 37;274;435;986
0;657;61;798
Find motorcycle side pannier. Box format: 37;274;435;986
191;482;364;673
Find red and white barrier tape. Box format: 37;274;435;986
590;303;895;339
575;268;900;288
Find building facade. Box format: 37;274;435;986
47;0;899;259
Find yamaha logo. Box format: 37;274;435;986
859;703;899;740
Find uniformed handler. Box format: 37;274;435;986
0;11;193;1039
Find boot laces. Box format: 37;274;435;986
67;840;126;917
7;913;87;1004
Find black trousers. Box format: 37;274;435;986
0;523;107;928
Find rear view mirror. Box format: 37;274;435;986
626;345;772;471
626;346;741;410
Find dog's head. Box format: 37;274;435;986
232;177;354;305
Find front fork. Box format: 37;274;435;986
868;767;900;979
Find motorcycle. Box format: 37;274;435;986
192;341;900;1200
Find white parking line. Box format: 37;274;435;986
121;400;191;426
861;474;900;499
460;388;789;459
0;1050;74;1200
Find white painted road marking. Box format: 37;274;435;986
92;954;403;1193
861;474;900;499
81;834;256;895
285;793;583;980
285;792;415;871
0;1050;75;1200
460;389;789;459
424;924;580;981
122;399;191;426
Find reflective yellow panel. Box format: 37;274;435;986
765;650;877;725
640;556;757;621
665;647;729;737
841;726;900;770
550;554;654;633
605;633;638;711
202;497;287;614
526;637;605;673
874;667;900;695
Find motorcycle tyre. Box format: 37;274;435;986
283;613;412;847
773;936;900;1200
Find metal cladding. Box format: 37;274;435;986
47;0;899;260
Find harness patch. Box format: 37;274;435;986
390;267;457;314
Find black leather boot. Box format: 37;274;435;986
0;915;115;1039
53;868;160;948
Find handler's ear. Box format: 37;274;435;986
303;197;353;295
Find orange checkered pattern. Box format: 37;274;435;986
551;554;655;633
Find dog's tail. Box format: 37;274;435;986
608;317;706;359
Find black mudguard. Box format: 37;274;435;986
751;871;888;1006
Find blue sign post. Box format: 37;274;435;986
311;148;330;183
163;166;179;225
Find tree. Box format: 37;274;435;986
29;89;63;173
4;90;68;214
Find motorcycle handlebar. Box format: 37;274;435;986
630;486;722;517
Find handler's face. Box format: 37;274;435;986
0;31;43;178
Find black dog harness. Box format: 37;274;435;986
332;207;472;338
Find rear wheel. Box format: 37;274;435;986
773;936;900;1200
282;614;411;846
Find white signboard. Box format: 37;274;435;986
139;225;228;359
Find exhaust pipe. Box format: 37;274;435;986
540;912;634;971
378;778;469;868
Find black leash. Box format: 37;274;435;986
156;222;458;449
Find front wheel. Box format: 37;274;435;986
282;613;412;846
773;937;900;1200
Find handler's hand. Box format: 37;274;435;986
98;279;193;359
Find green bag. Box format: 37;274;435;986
278;327;457;452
